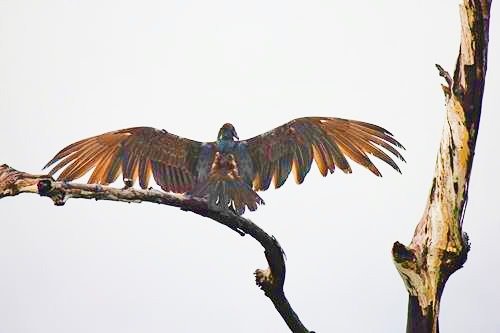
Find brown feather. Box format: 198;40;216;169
60;148;107;180
334;135;381;176
57;145;102;180
138;159;151;189
312;144;328;177
292;158;301;183
45;127;203;193
245;117;404;190
88;147;118;184
104;153;122;184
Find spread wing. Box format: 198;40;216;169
245;117;405;191
44;127;207;193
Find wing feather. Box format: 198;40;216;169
245;117;404;191
137;159;150;189
88;148;117;184
312;144;328;177
104;152;122;184
333;134;381;176
58;146;108;180
44;127;204;192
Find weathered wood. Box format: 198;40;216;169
392;1;491;332
0;163;313;333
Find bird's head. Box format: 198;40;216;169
218;123;239;141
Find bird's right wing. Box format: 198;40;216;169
244;117;405;191
44;127;209;193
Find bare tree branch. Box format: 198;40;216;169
0;163;314;333
392;1;491;332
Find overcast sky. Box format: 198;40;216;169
1;1;499;332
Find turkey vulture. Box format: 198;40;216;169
44;117;405;215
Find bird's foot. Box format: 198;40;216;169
122;178;133;190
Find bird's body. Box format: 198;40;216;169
44;117;405;215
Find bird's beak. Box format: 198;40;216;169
232;128;239;140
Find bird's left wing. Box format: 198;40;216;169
44;127;208;193
244;117;405;191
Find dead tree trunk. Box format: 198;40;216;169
392;1;491;332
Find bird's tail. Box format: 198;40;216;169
192;175;264;215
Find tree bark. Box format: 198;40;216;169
0;164;314;333
392;1;491;332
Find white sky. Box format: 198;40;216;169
0;1;498;332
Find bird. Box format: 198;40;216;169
44;117;405;215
